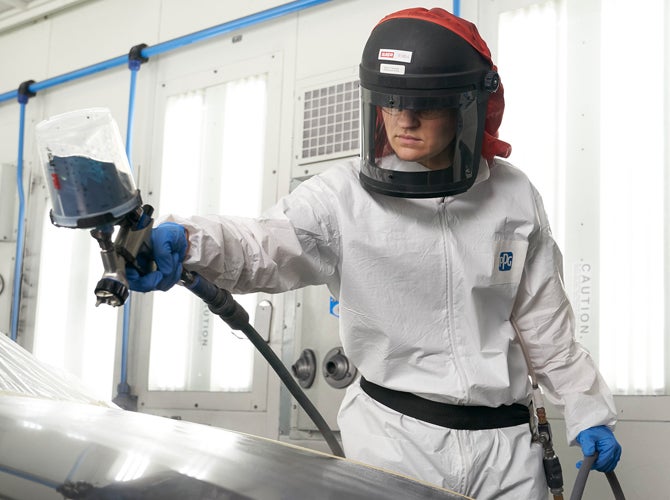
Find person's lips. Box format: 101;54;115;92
395;134;421;146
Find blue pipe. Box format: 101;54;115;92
0;89;18;103
10;100;28;341
0;0;332;105
0;55;127;104
125;65;140;156
143;0;331;58
119;60;142;387
453;0;461;17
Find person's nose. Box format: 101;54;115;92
396;109;420;128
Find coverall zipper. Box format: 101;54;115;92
438;198;469;404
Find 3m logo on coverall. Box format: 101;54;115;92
499;252;513;271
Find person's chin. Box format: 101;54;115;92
393;149;424;163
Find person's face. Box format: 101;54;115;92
381;107;457;170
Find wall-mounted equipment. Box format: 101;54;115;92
322;346;357;389
292;74;361;181
292;348;317;388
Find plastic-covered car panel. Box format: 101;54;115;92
0;395;469;499
0;334;468;499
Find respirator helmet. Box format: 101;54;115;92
359;8;511;198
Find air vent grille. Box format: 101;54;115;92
299;80;359;163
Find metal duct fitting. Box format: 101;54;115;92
322;347;357;389
292;348;317;388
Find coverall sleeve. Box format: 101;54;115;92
161;175;342;295
511;186;617;445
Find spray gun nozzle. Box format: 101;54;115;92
94;277;129;307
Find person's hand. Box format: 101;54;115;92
126;222;188;292
575;425;621;472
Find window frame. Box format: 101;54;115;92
475;0;670;410
131;51;283;413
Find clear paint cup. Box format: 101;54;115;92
35;107;140;228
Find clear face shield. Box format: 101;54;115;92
359;86;489;198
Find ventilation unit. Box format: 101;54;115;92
293;79;360;179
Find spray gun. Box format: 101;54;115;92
35;108;345;458
35;108;153;306
88;204;154;307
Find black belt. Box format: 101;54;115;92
360;377;530;430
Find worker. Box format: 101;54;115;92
128;8;621;498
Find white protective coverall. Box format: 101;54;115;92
165;157;617;499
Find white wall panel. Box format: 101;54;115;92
295;0;423;81
157;0;286;41
0;19;51;89
44;0;161;75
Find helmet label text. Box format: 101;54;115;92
378;49;413;63
379;63;406;75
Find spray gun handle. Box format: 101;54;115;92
92;203;156;306
118;204;156;274
91;224;130;307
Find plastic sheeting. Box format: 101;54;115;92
0;332;114;407
0;395;468;499
0;331;468;499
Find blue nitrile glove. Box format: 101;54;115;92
575;425;622;472
126;222;188;292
